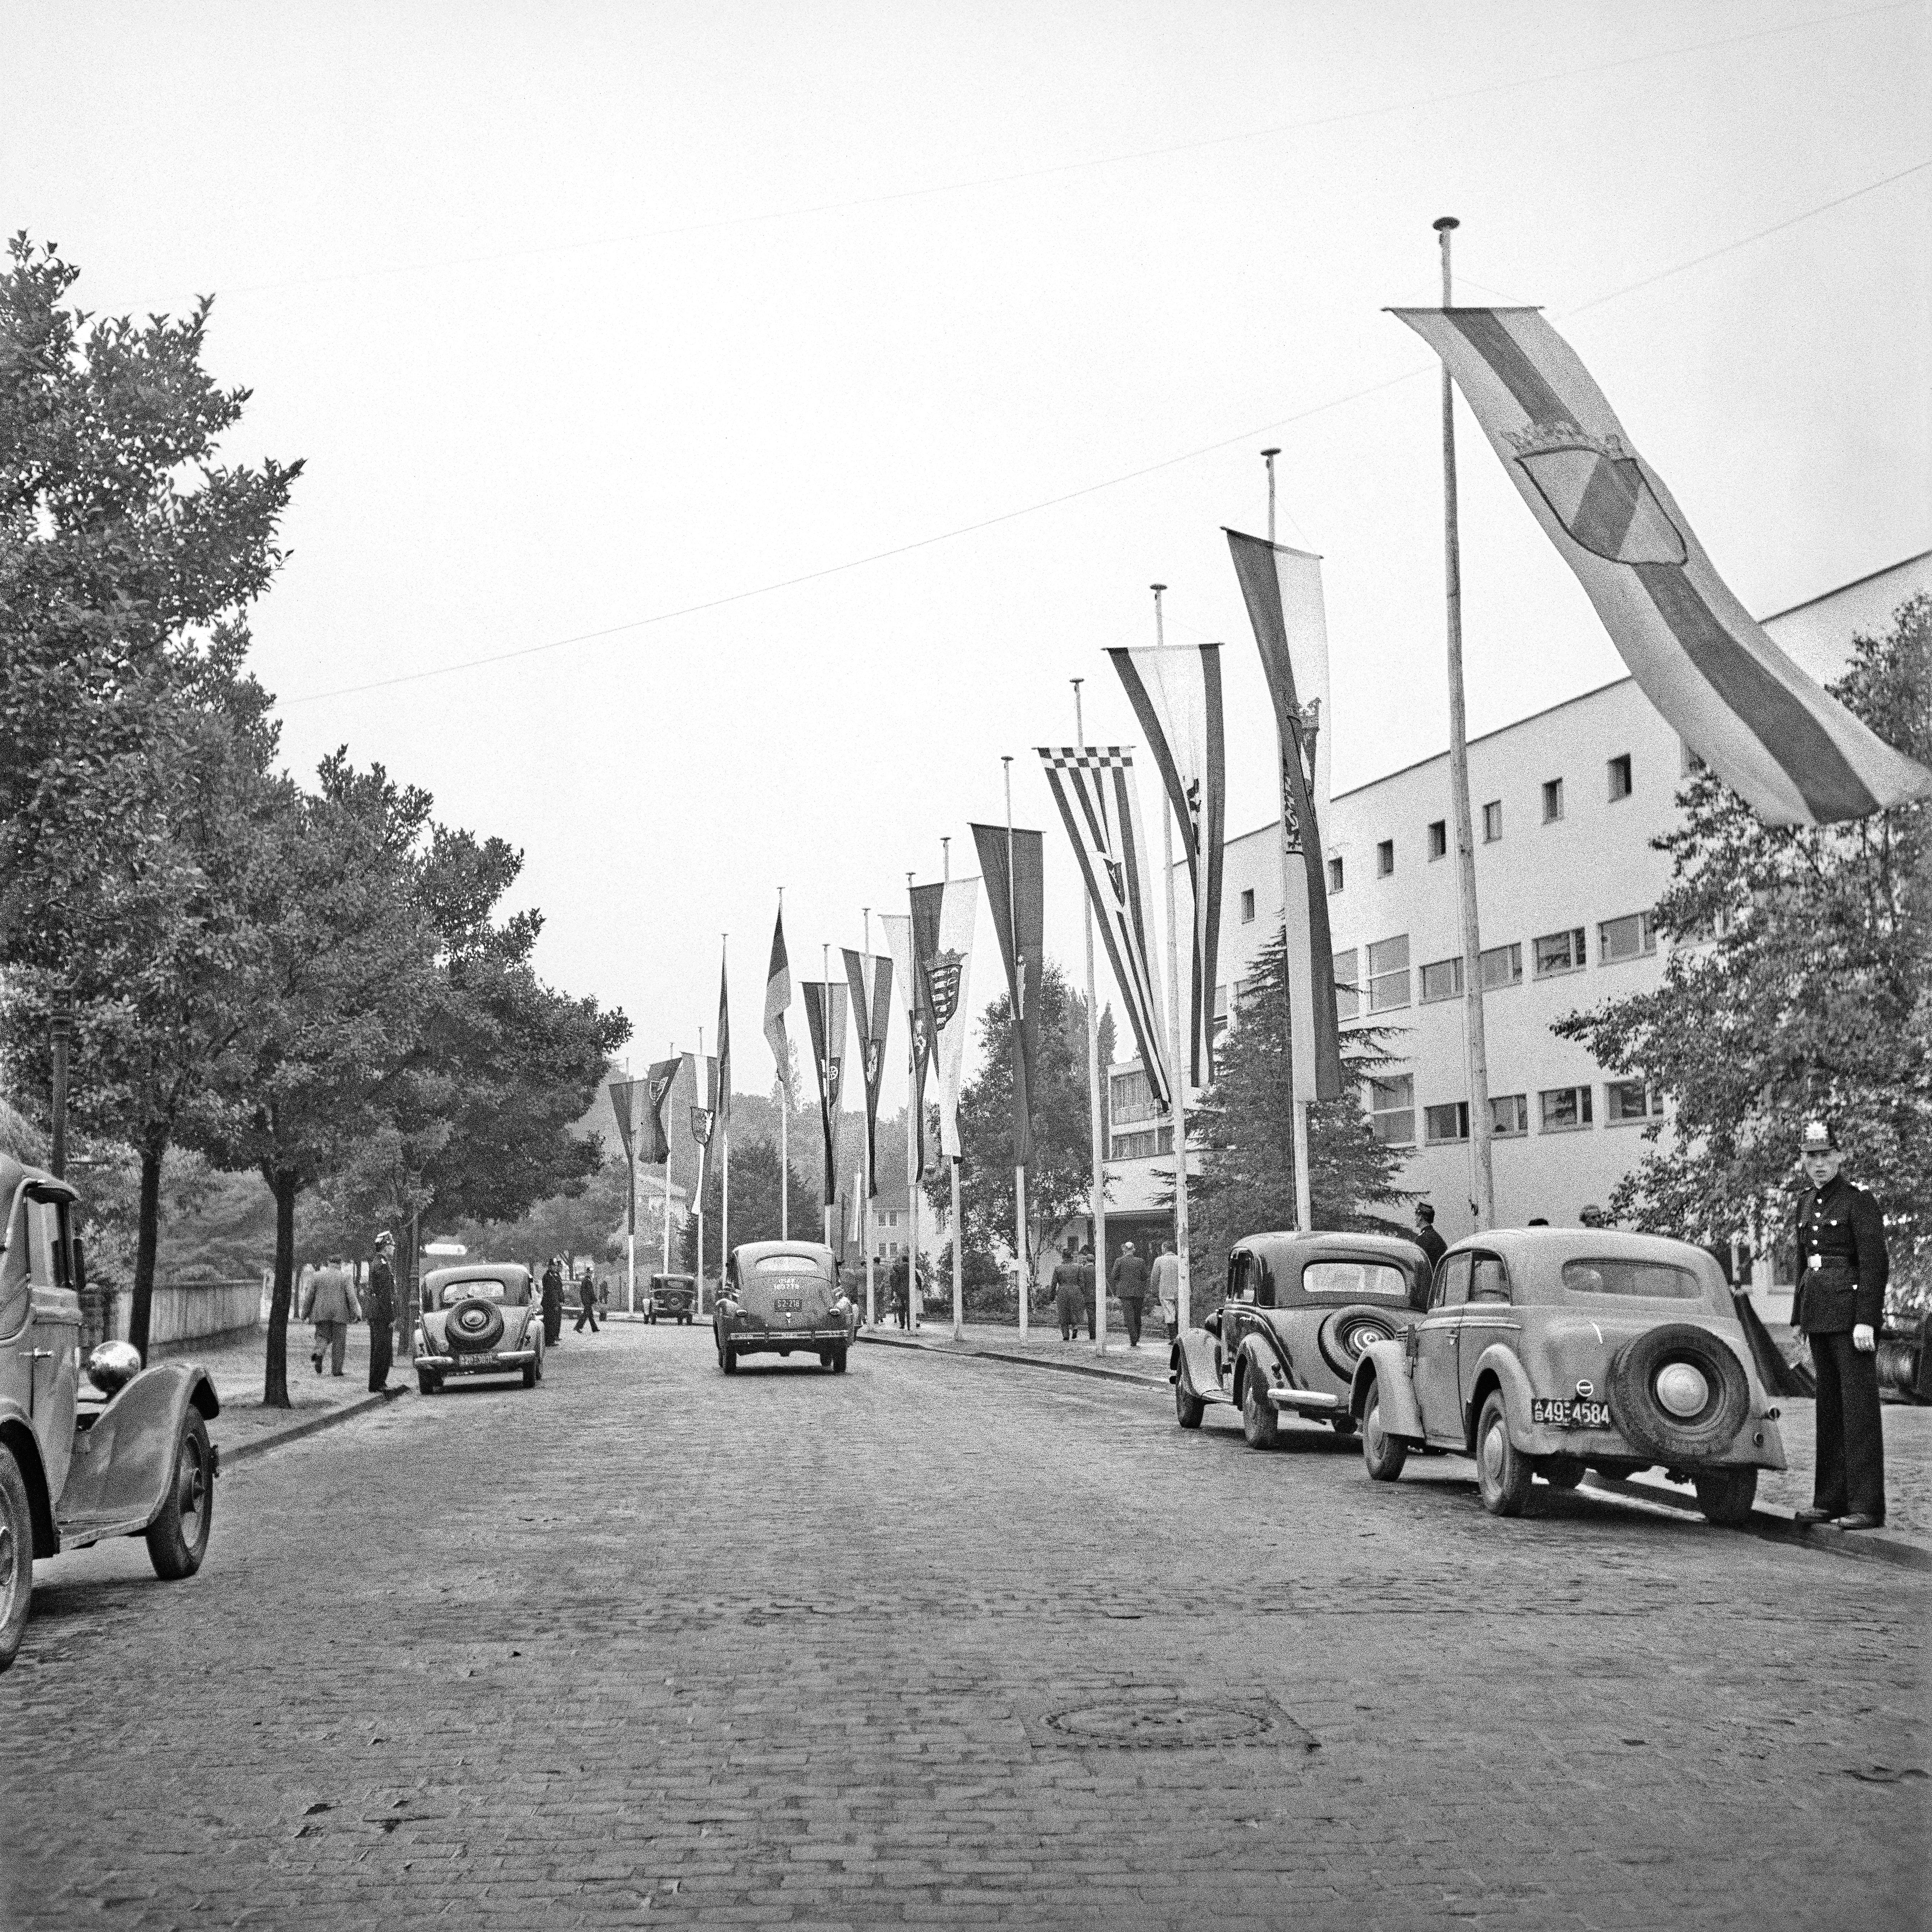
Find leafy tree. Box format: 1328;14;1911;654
680;1133;813;1273
1555;595;1931;1305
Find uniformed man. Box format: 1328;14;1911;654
1791;1120;1889;1530
366;1231;397;1394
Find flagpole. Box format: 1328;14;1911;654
822;942;835;1253
862;907;876;1331
944;835;962;1340
778;888;789;1242
1075;679;1109;1356
1152;585;1192;1343
720;934;730;1294
696;1025;707;1319
905;869;922;1337
663;1039;676;1281
1434;215;1496;1230
623;1057;637;1316
1004;755;1029;1340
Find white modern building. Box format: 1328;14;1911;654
1101;551;1930;1292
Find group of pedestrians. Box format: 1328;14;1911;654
537;1258;604;1344
1044;1236;1181;1348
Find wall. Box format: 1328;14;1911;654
112;1280;260;1355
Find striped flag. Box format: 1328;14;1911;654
1107;645;1226;1086
1392;306;1932;825
971;823;1046;1167
842;948;894;1198
716;951;731;1126
879;911;929;1184
1036;746;1169;1113
802;978;848;1209
642;1056;680;1167
764;906;793;1097
911;878;977;1161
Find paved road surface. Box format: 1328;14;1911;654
5;1323;1926;1929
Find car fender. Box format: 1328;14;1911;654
1462;1341;1537;1451
1233;1330;1291;1405
55;1360;218;1539
0;1409;60;1558
1352;1339;1423;1438
1172;1327;1225;1404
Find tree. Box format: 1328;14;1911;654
1554;595;1931;1304
680;1134;813;1272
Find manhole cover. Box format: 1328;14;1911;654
1021;1695;1314;1751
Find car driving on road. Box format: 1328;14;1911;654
714;1241;856;1373
415;1263;544;1394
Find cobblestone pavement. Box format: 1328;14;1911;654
5;1323;1927;1930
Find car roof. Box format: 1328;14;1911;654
424;1263;530;1290
730;1240;835;1267
1442;1227;1727;1297
1231;1230;1430;1275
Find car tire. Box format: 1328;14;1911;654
1540;1456;1585;1490
522;1358;539;1389
1608;1324;1751;1463
831;1346;849;1374
1694;1466;1758;1526
1475;1391;1531;1517
145;1409;214;1581
417;1370;439;1396
445;1297;506;1354
1175;1381;1206;1430
1361;1382;1407;1482
0;1450;33;1673
1317;1306;1405;1381
1240;1363;1279;1450
721;1342;737;1375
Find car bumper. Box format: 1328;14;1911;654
727;1327;854;1347
421;1349;536;1375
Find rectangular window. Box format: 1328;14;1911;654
1418;955;1464;1004
1542;778;1564;823
1598;911;1656;964
1424;1100;1469;1144
1332;949;1360;1024
1110;1068;1161;1125
1110;1125;1175;1161
1366;934;1411;1012
1482;800;1503;843
1480;942;1523;991
1328;855;1345;894
1376;839;1395;878
1606;1079;1664;1125
1539;1085;1595;1132
1491;1093;1529;1137
1239;887;1255;924
1368;1075;1415;1147
1428;819;1447;861
1608;753;1633;801
1533;927;1587;977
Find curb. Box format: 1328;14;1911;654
857;1329;1170;1391
218;1388;404;1466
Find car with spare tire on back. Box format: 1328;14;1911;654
1349;1227;1786;1522
415;1263;543;1395
714;1240;855;1373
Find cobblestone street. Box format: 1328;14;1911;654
5;1322;1927;1930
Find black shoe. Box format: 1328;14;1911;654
1793;1507;1835;1526
1836;1514;1884;1531
312;1355;322;1376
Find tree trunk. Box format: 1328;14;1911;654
129;1143;164;1364
264;1170;300;1409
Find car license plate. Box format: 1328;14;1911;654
1532;1397;1611;1429
773;1296;801;1312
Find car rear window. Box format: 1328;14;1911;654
441;1279;508;1305
755;1254;825;1275
1298;1261;1412;1303
1561;1259;1702;1300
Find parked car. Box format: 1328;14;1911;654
415;1263;543;1395
0;1155;219;1672
1350;1228;1787;1523
713;1241;856;1373
1172;1231;1431;1445
647;1273;698;1325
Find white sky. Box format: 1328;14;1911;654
7;0;1928;1112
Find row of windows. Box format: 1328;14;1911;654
1366;1077;1663;1148
1111;1125;1174;1162
1333;912;1656;1018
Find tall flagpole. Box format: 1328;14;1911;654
720;934;731;1289
944;835;963;1338
862;907;876;1331
623;1057;637;1316
1434;215;1496;1230
696;1025;707;1318
778;887;789;1242
822;942;836;1253
662;1038;675;1280
1004;755;1029;1339
1153;584;1191;1340
905;869;922;1336
1075;679;1108;1356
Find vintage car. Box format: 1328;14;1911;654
0;1155;219;1672
646;1273;698;1325
1172;1231;1430;1445
713;1241;856;1373
415;1263;544;1395
1350;1228;1787;1523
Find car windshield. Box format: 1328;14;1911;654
1561;1259;1702;1301
1297;1261;1412;1303
755;1254;825;1276
441;1279;509;1306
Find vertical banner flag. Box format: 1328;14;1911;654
607;1078;641;1232
716;954;732;1128
688;1054;718;1198
1390;306;1932;825
802;978;848;1208
842;948;895;1198
642;1057;681;1166
764;907;793;1097
910;878;978;1161
971;824;1045;1167
879;912;929;1183
1106;644;1226;1085
1035;746;1169;1111
1227;530;1345;1102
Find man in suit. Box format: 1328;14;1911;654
573;1267;600;1333
1049;1240;1085;1342
1791;1120;1889;1530
307;1256;360;1377
1412;1204;1447;1272
1112;1241;1150;1349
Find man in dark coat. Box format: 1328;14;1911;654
1112;1241;1150;1348
366;1232;397;1393
541;1259;565;1345
1791;1120;1889;1530
573;1267;600;1333
1049;1240;1085;1342
1412;1204;1447;1272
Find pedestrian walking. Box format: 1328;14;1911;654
1412;1203;1447;1271
1112;1240;1150;1348
366;1232;397;1393
1079;1244;1098;1341
541;1258;565;1345
307;1255;360;1377
573;1267;600;1333
888;1256;912;1329
1050;1240;1085;1342
1790;1120;1890;1530
1150;1239;1180;1343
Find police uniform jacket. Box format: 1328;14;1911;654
1793;1173;1887;1334
365;1256;396;1323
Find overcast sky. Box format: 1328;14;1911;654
8;0;1927;1112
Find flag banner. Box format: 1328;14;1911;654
607;1078;641;1166
879;911;930;1184
764;907;794;1097
971;823;1045;1167
802;978;849;1208
642;1057;681;1167
688;1053;719;1202
911;877;978;1161
842;948;895;1198
716;952;732;1125
1391;306;1932;825
1106;643;1226;1085
1227;529;1345;1104
1036;746;1170;1113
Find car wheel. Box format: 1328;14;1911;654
1175;1381;1206;1430
1240;1364;1279;1450
522;1358;539;1389
417;1369;439;1396
1607;1323;1751;1463
1475;1391;1531;1517
831;1346;849;1374
1361;1381;1407;1482
0;1450;33;1673
1317;1305;1405;1381
1541;1456;1585;1490
1693;1466;1758;1526
145;1409;214;1580
721;1342;737;1375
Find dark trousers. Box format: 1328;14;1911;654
1082;1293;1097;1341
1121;1295;1144;1346
895;1303;910;1329
1809;1330;1885;1520
574;1303;599;1332
543;1306;563;1344
368;1317;393;1392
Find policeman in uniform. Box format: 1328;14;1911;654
1791;1120;1888;1529
367;1230;397;1395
